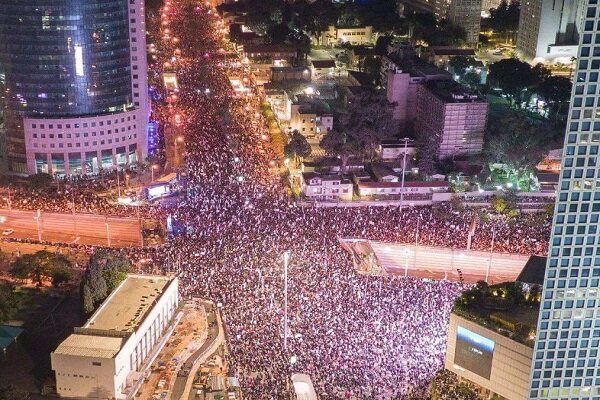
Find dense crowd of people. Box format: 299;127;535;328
129;1;550;398
0;0;552;398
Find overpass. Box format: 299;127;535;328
340;239;532;284
0;209;143;247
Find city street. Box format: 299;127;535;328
0;209;142;247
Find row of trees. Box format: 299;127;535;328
489;58;572;117
9;250;73;287
80;250;132;315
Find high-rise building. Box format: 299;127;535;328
435;0;482;45
415;80;487;158
529;2;600;399
517;0;584;63
399;0;481;45
0;0;149;175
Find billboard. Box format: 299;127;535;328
454;326;495;379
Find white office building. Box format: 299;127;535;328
52;274;179;399
529;2;600;398
517;0;585;63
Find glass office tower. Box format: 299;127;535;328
0;0;148;175
529;1;600;399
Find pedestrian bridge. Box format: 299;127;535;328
340;238;532;284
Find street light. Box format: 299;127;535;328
105;221;111;247
151;164;159;182
283;251;290;353
34;209;42;242
399;138;414;211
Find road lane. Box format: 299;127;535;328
0;209;142;247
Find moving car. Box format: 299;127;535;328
2;228;14;236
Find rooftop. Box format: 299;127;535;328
385;50;451;79
244;44;297;54
453;281;540;347
358;180;449;188
85;275;173;333
53;334;123;359
423;80;485;103
311;60;336;69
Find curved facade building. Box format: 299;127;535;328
0;0;148;175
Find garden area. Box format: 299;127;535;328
453;280;541;347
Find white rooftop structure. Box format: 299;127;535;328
52;274;179;399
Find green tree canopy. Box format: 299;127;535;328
489;58;534;107
487;0;520;34
536;75;572;118
10;251;72;286
284;130;312;166
321;92;396;171
81;250;133;314
484;114;550;176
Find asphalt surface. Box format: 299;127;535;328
0;209;142;247
170;303;220;400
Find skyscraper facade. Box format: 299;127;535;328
517;0;584;63
0;0;148;175
529;2;600;399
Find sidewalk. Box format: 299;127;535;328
170;301;225;400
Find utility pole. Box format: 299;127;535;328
485;227;495;283
105;220;111;247
283;250;290;353
116;167;121;198
399;138;412;211
35;209;42;242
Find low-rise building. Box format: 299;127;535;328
445;281;540;400
265;88;292;122
290;96;333;139
357;180;449;198
421;46;476;68
310;59;337;80
416;80;487;158
318;26;375;46
270;66;312;83
379;140;417;160
51;274;179;399
301;172;353;201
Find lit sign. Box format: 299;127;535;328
454;326;495;380
74;45;84;76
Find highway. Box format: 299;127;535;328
0;209;142;247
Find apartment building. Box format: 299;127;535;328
416;80;487;157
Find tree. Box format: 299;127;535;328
321;92;396;171
10;251;71;286
51;268;73;287
81;250;132;313
489;58;534;107
82;285;95;315
461;71;482;90
448;56;478;77
0;284;20;325
485;114;549;179
284;130;312;167
488;0;520;34
537;75;572;119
